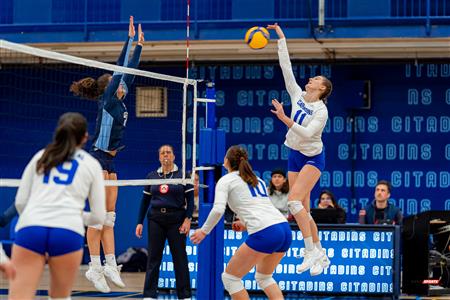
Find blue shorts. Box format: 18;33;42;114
15;226;84;257
90;149;116;173
245;222;292;254
287;148;325;173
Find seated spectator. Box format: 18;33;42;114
313;190;346;224
268;169;289;218
318;190;339;209
359;180;403;225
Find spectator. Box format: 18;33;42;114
359;180;403;225
268;169;289;218
315;190;346;224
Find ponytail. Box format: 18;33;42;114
70;73;111;100
226;145;258;187
37;113;87;174
319;76;333;105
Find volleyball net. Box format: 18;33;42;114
0;39;206;188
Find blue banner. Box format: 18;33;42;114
157;225;399;295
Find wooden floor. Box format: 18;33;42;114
1;265;450;299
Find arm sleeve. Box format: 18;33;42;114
0;203;18;227
15;153;40;214
84;162;107;226
290;108;328;139
116;37;134;67
137;192;152;225
278;38;303;104
200;180;228;234
102;37;134;101
122;45;142;87
184;184;194;219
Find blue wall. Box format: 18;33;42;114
1;60;449;255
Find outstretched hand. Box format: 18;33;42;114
271;99;286;120
190;229;207;244
138;24;144;46
267;23;285;39
129;16;135;38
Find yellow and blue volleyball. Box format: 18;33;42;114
245;26;270;50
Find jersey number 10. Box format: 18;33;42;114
43;160;79;185
248;179;268;198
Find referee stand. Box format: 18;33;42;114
196;82;226;300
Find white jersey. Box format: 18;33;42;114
201;171;287;235
15;149;106;236
278;38;328;156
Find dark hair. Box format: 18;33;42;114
36;112;87;174
376;180;392;193
269;171;289;195
158;144;174;153
318;190;341;209
70;73;111;100
319;76;333;104
226;145;258;187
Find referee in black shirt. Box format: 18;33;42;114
136;144;194;300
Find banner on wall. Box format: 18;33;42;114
158;225;400;296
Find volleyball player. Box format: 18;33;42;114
191;146;291;299
267;23;333;276
8;112;106;300
70;16;144;292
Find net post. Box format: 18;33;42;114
197;82;225;300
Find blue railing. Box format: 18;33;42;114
0;0;448;41
391;0;449;17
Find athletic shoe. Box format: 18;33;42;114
85;263;110;293
297;247;323;274
310;249;331;276
104;263;126;288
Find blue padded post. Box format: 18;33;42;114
197;82;224;300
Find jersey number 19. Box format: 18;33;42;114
43;160;79;185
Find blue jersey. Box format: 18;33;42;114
92;37;142;152
137;166;195;224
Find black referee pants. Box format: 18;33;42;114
143;210;191;299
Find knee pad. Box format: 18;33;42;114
288;200;304;215
104;211;116;227
88;223;103;230
48;297;71;300
308;212;313;221
255;272;276;290
221;272;244;295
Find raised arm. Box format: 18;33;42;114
103;16;135;99
122;23;144;87
267;23;302;103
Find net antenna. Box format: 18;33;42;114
0;39;200;187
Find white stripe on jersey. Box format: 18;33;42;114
278;38;328;156
201;171;287;235
15;148;106;236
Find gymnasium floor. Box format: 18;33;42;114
1;266;450;300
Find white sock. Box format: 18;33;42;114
314;241;323;251
105;254;117;267
90;255;101;267
304;237;314;251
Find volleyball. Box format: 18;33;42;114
244;26;270;50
